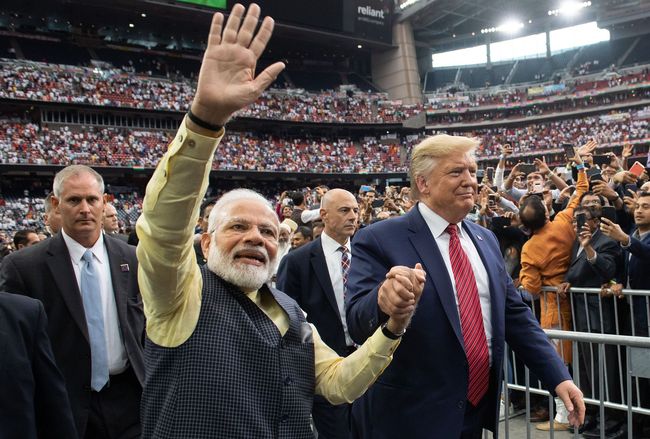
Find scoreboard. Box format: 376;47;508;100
173;0;393;43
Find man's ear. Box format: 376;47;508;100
200;232;212;259
415;175;429;195
52;196;60;212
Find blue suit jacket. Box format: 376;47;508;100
346;206;571;438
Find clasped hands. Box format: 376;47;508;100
378;263;426;335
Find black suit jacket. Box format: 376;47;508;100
0;233;145;437
565;229;620;287
0;292;77;439
277;237;349;356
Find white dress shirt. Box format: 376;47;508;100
418;203;493;363
320;231;354;347
62;230;128;374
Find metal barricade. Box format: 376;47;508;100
496;286;650;439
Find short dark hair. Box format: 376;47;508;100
295;226;313;239
289;191;305;206
519;195;547;233
13;229;36;248
579;191;606;207
200;197;218;218
573;205;600;220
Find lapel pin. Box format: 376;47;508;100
120;264;130;272
477;235;483;241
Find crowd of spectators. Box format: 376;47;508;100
0;59;421;124
427;88;650;125
426;68;650;113
448;106;650;159
0;119;406;172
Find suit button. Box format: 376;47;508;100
280;414;289;423
188;139;196;147
284;377;293;386
457;400;464;409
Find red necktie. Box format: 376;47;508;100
446;224;490;406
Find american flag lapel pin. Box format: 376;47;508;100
120;264;130;272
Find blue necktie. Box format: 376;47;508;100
80;249;109;391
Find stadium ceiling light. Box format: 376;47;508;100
497;20;524;34
547;1;591;16
141;13;147;18
399;0;423;10
480;20;524;34
129;23;135;28
357;44;363;49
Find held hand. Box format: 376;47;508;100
622;143;633;158
590;180;618;201
379;264;426;331
577;140;597;158
577;225;592;251
612;171;638;185
191;3;286;126
556;282;571;299
555;380;585;427
534;157;550;175
600;218;629;244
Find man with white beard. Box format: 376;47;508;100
136;4;426;438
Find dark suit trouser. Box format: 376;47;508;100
85;366;141;439
313;395;351;439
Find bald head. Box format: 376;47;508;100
320;189;359;245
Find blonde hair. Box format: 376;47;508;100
409;134;478;200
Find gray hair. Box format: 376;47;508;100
207;189;277;234
44;192;55;214
52;165;105;198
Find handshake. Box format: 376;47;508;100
378;263;426;335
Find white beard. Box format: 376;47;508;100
207;242;275;292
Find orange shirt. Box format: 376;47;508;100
519;170;588;363
520;169;588;294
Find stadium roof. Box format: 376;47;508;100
400;0;650;52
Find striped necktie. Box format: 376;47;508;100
446;224;489;406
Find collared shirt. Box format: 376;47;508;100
61;230;128;374
418;202;493;363
136;118;399;405
319;231;354;346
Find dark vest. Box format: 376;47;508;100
141;266;315;438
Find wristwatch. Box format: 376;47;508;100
381;322;406;340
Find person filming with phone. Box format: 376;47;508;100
556;205;623;436
518;145;588;431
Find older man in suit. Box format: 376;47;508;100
277;188;359;438
0;292;77;439
0;165;145;439
346;134;585;438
